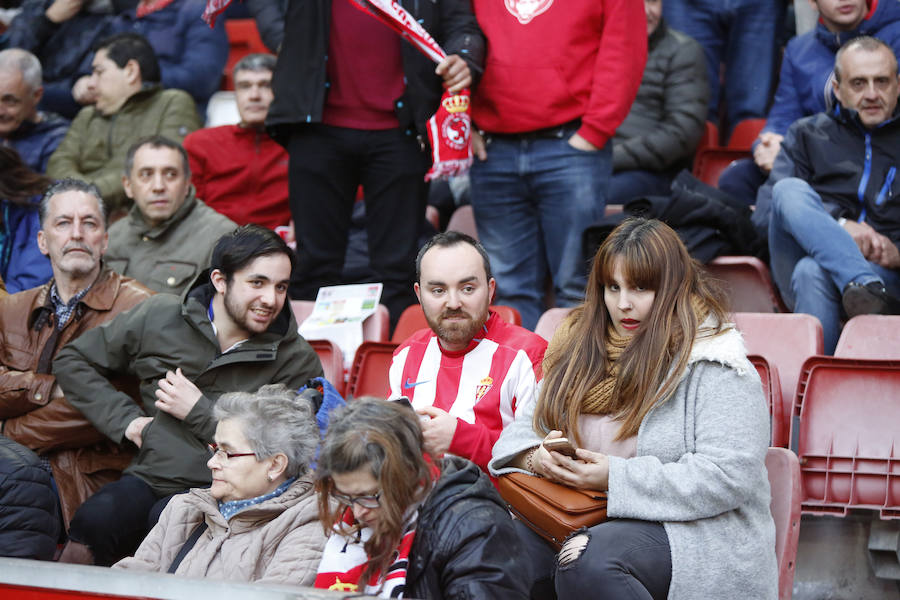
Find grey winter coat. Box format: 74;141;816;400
114;476;324;584
490;325;778;600
612;21;709;173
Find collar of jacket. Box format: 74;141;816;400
126;186;199;238
830;97;900;131
7;111;65;141
648;19;668;52
815;0;879;52
118;83;164;114
29;264;123;330
181;269;295;341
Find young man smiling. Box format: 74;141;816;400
388;232;547;472
54;224;322;566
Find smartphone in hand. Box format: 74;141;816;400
543;437;579;458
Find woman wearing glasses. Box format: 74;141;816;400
314;398;528;599
113;385;325;584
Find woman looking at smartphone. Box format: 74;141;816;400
490;218;777;599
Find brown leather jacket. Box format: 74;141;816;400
0;266;153;525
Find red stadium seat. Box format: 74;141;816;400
692;147;751;187
834;315;900;359
697;120;720;152
794;356;900;518
727;118;767;150
345;341;398;399
732;312;824;448
391;304;521;344
222;19;270;91
766;447;802;600
307;339;345;395
706;256;788;313
534;307;574;342
446;205;478;240
749;355;786;447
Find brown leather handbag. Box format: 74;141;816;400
497;472;608;550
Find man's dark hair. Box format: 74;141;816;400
94;32;161;84
415;231;493;283
232;53;276;81
210;224;296;281
123;135;190;177
39;178;107;228
834;35;898;82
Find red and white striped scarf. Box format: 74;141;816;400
314;507;417;597
203;0;471;180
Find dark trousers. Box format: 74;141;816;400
286;124;430;327
67;475;174;566
514;518;672;600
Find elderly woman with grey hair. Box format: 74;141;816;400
114;384;326;585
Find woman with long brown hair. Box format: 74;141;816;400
314;398;528;599
0;146;53;292
491;218;777;599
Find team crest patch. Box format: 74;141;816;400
475;376;494;402
504;0;553;24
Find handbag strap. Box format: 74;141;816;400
167;521;208;573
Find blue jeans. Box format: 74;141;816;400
608;169;673;205
470;134;610;330
768;178;900;353
663;0;780;131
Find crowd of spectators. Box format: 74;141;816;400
0;0;897;596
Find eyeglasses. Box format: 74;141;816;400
207;442;256;461
331;490;382;509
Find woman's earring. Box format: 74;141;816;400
267;474;274;482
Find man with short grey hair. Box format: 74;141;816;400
0;177;153;530
0;48;69;173
105;135;237;295
184;53;290;230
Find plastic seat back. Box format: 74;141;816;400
728;118;766;150
692;148;750;187
307;339;345;395
345;341;399;399
222;19;269;90
794;357;900;519
534;307;574;342
766;447;802;600
446;205;478;240
733;312;824;447
707;257;788;313
834;315;900;359
749;355;786;447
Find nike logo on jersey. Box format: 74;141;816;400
404;378;431;389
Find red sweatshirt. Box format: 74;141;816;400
471;0;648;148
184;125;291;230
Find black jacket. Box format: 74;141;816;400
755;103;900;244
266;0;485;146
0;436;61;560
407;457;529;600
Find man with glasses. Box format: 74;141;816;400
53;224;322;566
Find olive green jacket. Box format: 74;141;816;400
54;275;323;495
105;190;237;295
46;85;200;211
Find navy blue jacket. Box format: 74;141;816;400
0;198;52;294
4;112;70;173
756;102;900;245
0;436;61;560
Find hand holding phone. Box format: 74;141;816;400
542;437;579;458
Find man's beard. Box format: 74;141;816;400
427;304;489;349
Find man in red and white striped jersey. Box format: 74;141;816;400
389;232;547;472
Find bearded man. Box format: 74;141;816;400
388;232;547;472
53;224;322;566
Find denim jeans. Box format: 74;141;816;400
608;169;673;205
469;134;610;330
663;0;780;131
768;178;900;353
513;519;671;600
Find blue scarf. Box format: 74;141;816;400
218;477;296;521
